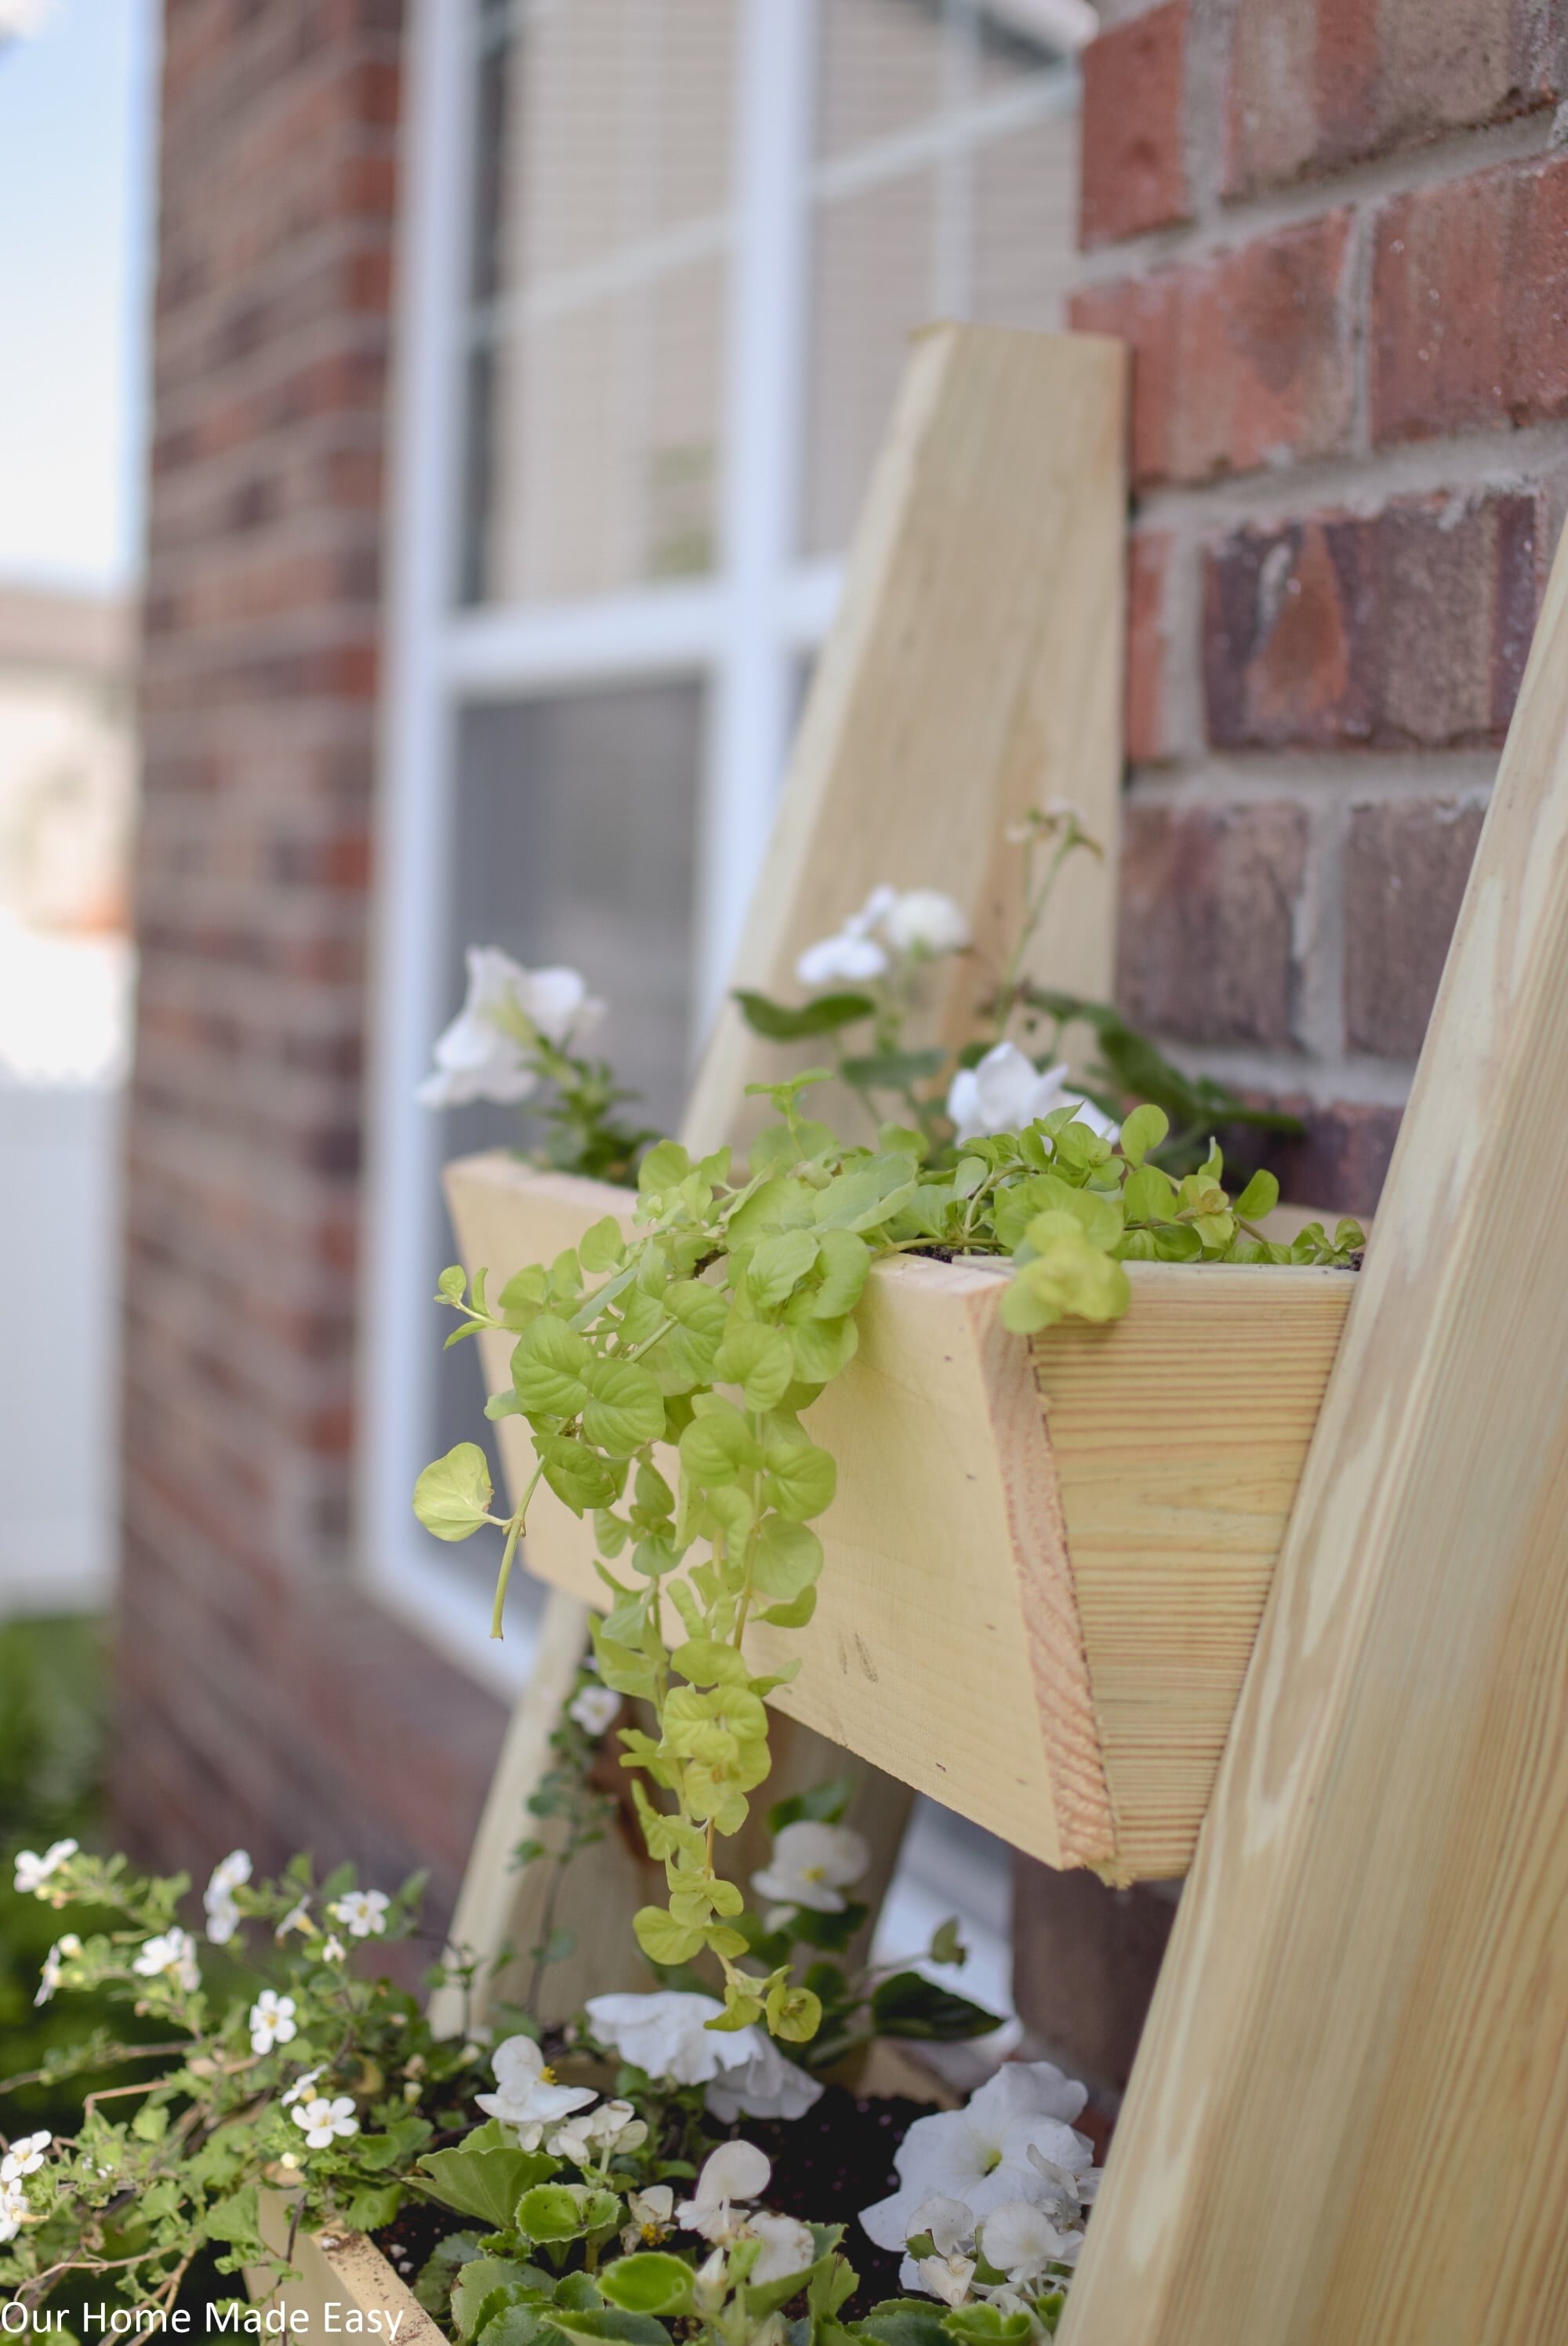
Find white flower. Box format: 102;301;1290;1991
0;2177;28;2243
884;890;971;957
622;2184;675;2250
796;886;895;989
1023;2141;1098;2225
752;1820;868;1916
546;2113;598;2167
328;1889;390;1939
132;1928;201;1994
859;2061;1093;2252
276;1901;313;1941
13;1839;77;1897
321;1934;346;1963
946;1042;1120;1146
677;2141;771;2244
281;2065;325;2108
34;1934;80;2007
568;1684;621;1738
979;2198;1074;2286
418;947;604;1108
914;2253;975;2306
291;2095;359;2150
204;1850;251;1945
249;1990;298;2054
0;2134;50;2184
586;1990;824;2123
474;2034;597;2148
587;2098;647;2154
907;2195;975;2255
747;2210;817;2286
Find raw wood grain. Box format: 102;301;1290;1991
681;321;1127;1157
251;2188;441;2342
1062;521;1568;2344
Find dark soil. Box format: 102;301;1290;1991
372;2188;469;2296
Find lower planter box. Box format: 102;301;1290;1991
249;2188;439;2342
445;1155;1354;1883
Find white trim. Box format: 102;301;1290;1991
442;579;729;695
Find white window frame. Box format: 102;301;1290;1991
360;0;1079;1691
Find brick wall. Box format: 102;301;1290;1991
118;0;503;1921
1015;0;1568;2073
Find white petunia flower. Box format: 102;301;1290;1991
13;1839;77;1897
0;2177;28;2243
0;2134;50;2183
796;886;895;989
884;890;971;957
204;1850;252;1945
249;1990;298;2054
859;2061;1094;2252
979;2198;1073;2287
418;948;605;1109
946;1041;1120;1146
34;1934;80;2007
328;1889;390;1939
281;2065;325;2108
132;1928;201;1994
752;1820;868;1916
568;1683;621;1738
291;2095;359;2151
474;2035;597;2148
677;2141;771;2244
622;2183;675;2251
586;1990;824;2123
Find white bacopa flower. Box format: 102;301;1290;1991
795;885;895;989
291;2095;359;2150
883;889;971;957
328;1889;390;1939
281;2065;325;2108
677;2140;772;2244
622;2183;675;2251
132;1928;201;1994
568;1683;621;1738
275;1900;313;1941
0;2178;28;2243
13;1839;77;1897
752;1819;869;1916
321;1934;346;1963
474;2034;597;2148
0;2134;50;2183
946;1041;1120;1146
859;2061;1094;2252
417;947;604;1109
585;1991;824;2123
979;2198;1074;2287
249;1990;298;2054
34;1934;80;2007
204;1850;251;1946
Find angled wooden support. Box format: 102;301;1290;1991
1064;527;1568;2344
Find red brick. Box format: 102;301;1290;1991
1126;530;1174;762
1373;156;1568;444
1080;2;1191;249
1228;1099;1403;1221
1116;802;1308;1046
1071;212;1354;488
1203;490;1542;751
1225;0;1558;196
1343;799;1486;1056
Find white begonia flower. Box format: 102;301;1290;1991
0;2178;28;2243
677;2140;772;2244
321;1934;346;1963
13;1839;77;1897
417;947;605;1109
568;1684;621;1738
752;1820;869;1916
291;2095;359;2151
281;2066;325;2108
746;2210;818;2286
622;2184;676;2251
946;1041;1120;1147
795;885;896;989
34;1934;80;2007
249;1990;298;2054
474;2034;597;2148
884;890;971;957
705;2041;823;2125
979;2198;1074;2287
132;1928;201;1994
914;2253;976;2307
204;1850;251;1945
1;2134;50;2183
1024;2141;1098;2224
583;1989;823;2123
328;1889;390;1939
588;2098;647;2154
859;2061;1094;2252
908;2195;975;2256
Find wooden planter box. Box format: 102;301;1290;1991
445;1155;1354;1883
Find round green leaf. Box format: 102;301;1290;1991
412;1444;494;1542
763;1438;837;1522
599;2255;695;2319
515;2184;592;2244
713;1321;795;1412
581;1356;666;1454
752;1517;823;1601
511;1314;592;1420
678;1403;760;1489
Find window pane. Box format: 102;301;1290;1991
464;2;735;604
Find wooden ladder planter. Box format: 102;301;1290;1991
444;1153;1354;1884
